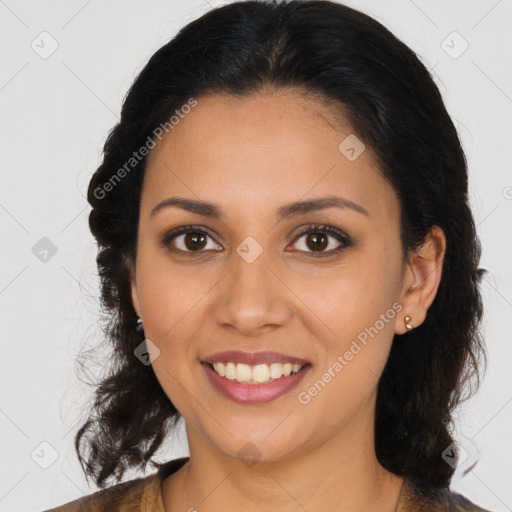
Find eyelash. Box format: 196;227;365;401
160;223;351;258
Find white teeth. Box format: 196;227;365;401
225;362;236;380
283;363;293;377
236;363;253;382
270;363;283;379
211;362;305;384
215;362;226;377
252;364;270;383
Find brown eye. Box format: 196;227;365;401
305;232;329;251
160;226;222;254
290;224;351;257
183;232;207;251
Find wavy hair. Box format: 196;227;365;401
76;0;488;490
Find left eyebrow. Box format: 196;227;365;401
276;196;370;219
149;195;370;220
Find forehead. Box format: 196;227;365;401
142;92;399;222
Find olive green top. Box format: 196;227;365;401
43;457;493;512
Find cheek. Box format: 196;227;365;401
292;256;399;375
292;255;396;328
137;255;210;341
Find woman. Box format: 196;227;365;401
44;1;493;511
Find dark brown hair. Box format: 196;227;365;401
76;0;488;490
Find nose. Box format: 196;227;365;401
213;247;293;337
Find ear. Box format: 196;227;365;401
396;225;446;334
128;260;141;316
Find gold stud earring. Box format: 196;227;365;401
404;315;413;331
136;311;144;332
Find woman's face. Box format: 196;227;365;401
130;91;420;463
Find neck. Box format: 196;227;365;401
162;413;404;512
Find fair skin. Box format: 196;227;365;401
130;90;446;512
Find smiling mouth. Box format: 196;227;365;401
203;361;311;385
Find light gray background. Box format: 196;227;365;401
0;1;511;511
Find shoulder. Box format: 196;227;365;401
42;457;189;512
399;477;494;512
42;472;160;512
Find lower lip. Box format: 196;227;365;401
202;362;311;404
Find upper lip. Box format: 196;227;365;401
202;350;310;366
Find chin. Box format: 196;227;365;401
215;434;303;466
